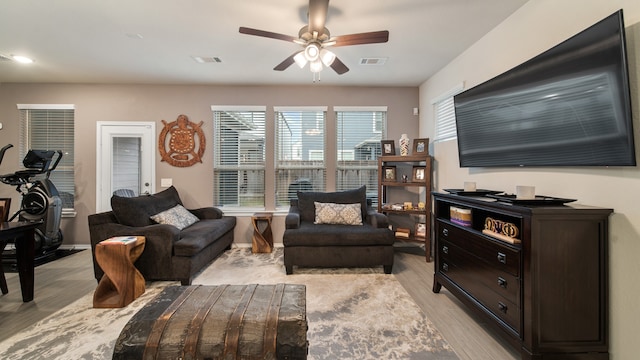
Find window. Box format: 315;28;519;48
275;107;326;208
335;107;387;205
433;83;464;142
212;106;266;208
17;104;75;211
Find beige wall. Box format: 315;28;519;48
419;1;640;359
0;84;418;248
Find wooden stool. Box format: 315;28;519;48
93;236;146;308
252;212;273;253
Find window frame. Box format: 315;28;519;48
17;104;76;216
211;105;267;211
432;83;465;143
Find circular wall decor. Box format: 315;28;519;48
158;114;206;167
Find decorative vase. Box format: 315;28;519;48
399;134;410;156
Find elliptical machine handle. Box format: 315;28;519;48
0;144;14;166
46;150;64;177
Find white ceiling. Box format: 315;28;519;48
0;0;529;86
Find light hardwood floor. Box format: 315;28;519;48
0;246;518;359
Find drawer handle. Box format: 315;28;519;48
497;252;507;264
442;263;449;272
497;277;507;288
442;228;449;237
442;245;449;254
498;302;508;313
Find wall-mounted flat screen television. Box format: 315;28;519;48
454;10;636;167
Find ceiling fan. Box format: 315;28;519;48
239;0;389;75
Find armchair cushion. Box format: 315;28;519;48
297;185;367;222
150;204;200;230
111;186;183;227
314;202;362;225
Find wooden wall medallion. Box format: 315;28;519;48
159;114;206;167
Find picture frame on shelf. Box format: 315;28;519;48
412;138;429;154
415;223;427;238
412;166;426;182
381;140;396;155
383;166;397;181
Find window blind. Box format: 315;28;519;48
18;105;75;210
433;83;464;142
275;107;326;208
212;108;266;208
335;107;387;206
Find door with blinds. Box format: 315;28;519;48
97;122;155;212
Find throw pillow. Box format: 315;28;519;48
314;202;363;225
111;186;184;227
297;185;367;222
150;204;200;230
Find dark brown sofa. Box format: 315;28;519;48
283;186;395;274
88;186;235;285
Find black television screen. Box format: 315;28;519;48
454;10;636;167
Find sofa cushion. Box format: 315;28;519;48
173;217;236;257
111;186;183;227
283;222;393;247
314;202;362;225
150;204;200;230
297;186;367;223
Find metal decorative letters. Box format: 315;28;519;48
159;114;206;167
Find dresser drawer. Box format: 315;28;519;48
437;220;520;276
438;253;521;332
439;239;520;304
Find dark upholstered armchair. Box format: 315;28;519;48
283;186;395;274
88;186;235;285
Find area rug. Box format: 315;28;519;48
0;248;458;360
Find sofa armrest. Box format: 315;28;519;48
366;208;390;229
189;207;223;220
285;213;301;229
88;212;180;281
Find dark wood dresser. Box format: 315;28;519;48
432;192;612;359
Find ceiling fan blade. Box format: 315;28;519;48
330;57;349;75
308;0;329;36
274;53;298;71
239;27;297;43
332;30;389;47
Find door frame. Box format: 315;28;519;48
96;121;156;212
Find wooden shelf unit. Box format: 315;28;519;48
378;154;432;261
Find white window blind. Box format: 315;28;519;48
335;107;387;205
212;107;266;208
433;83;464;142
17;104;75;210
275;107;326;208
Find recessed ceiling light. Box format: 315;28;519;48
191;56;222;63
12;55;34;64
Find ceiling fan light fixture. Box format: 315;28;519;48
309;60;323;73
294;52;308;68
304;43;320;61
320;48;336;66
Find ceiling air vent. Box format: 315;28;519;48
191;56;222;63
359;57;387;66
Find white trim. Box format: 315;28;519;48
333;106;388;112
96;121;156;212
17;104;75;110
430;82;465;104
211;105;266;111
273;106;328;112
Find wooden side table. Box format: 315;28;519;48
251;212;273;253
93;236;146;308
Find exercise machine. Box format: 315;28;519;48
0;144;64;257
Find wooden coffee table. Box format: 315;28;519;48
93;236;146;308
